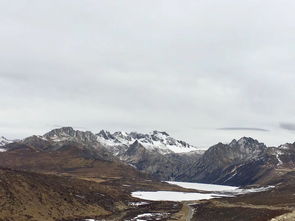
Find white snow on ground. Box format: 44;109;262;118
128;202;150;206
0;148;7;152
141;140;201;154
234;186;275;195
276;152;283;165
128;212;169;221
132;182;275;202
131;191;226;201
167;181;238;192
166;181;274;195
96;136;122;147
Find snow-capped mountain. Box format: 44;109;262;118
96;130;201;154
0;136;17;151
35;127;201;155
43;127;98;143
0;136;14;146
16;127;203;180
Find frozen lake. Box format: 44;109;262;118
131;181;274;202
131;191;227;201
167;181;238;192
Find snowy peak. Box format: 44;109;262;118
229;137;266;151
43;127;97;143
0;136;16;152
202;137;267;167
96;130;200;154
229;137;261;146
0;136;9;146
97;130;116;140
151;130;170;138
0;136;15;147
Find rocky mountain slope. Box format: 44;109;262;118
0;136;16;151
1;127;204;180
96;129;204;180
119;140;202;180
177;137;295;186
96;129;201;154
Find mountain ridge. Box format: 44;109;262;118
1;127;295;186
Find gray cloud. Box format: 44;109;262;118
217;128;269;132
0;0;295;147
280;123;295;131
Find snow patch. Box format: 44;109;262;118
276;152;283;165
167;181;238;192
129;212;169;221
128;201;150;206
131;191;226;202
234;186;275;195
167;181;275;195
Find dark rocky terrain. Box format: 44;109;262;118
177;137;295;186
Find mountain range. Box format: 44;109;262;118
1;127;295;220
1;127;294;186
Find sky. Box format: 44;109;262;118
1;0;295;148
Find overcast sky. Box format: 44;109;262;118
1;0;295;147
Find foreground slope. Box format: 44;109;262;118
0;168;121;221
0;168;185;221
190;171;295;221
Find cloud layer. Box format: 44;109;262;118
1;0;295;147
280;123;295;131
217;128;269;132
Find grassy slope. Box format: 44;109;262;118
0;168;129;221
0;146;147;180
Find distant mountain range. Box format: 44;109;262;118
1;127;294;186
